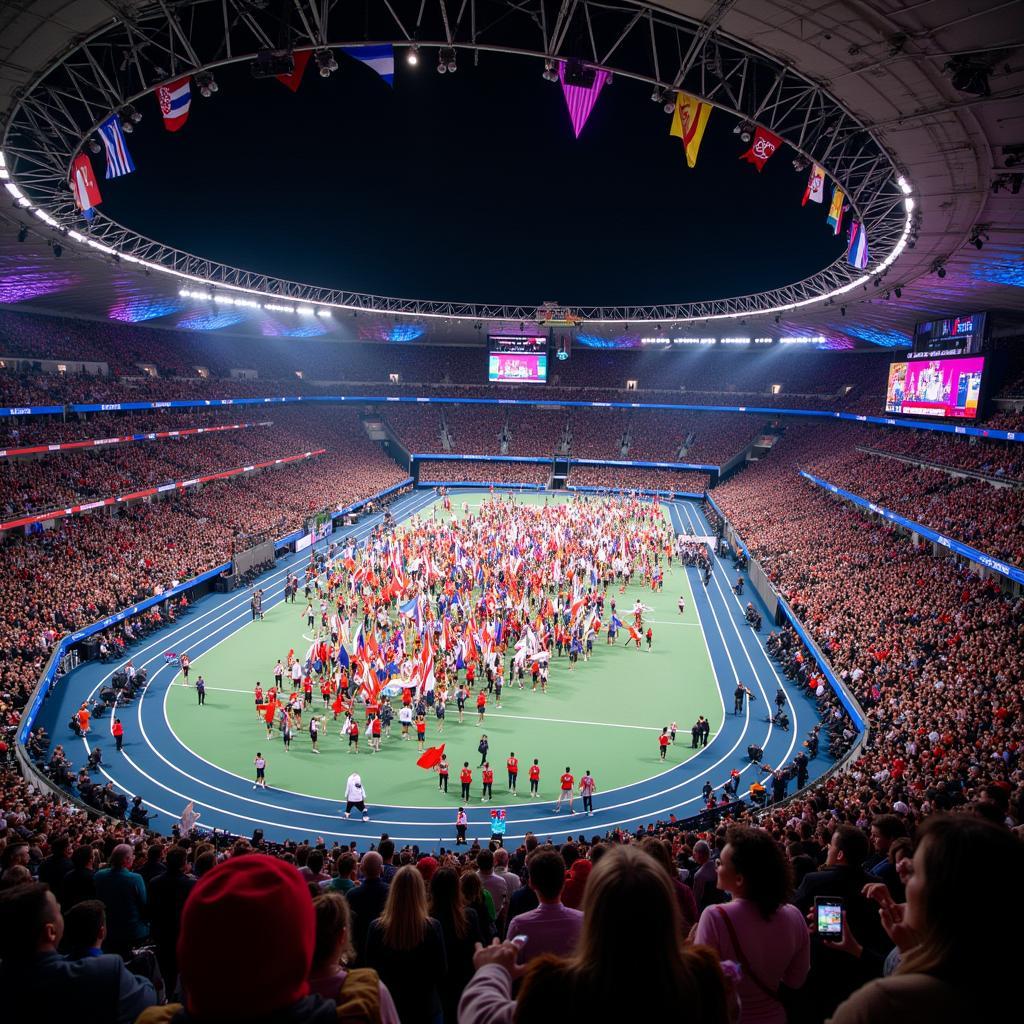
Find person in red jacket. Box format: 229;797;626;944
415;715;427;752
476;689;487;725
460;762;473;801
555;767;575;814
659;727;671;760
481;763;493;802
507;752;519;793
529;758;540;798
254;684;264;719
112;718;124;753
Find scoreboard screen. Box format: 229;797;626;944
911;313;987;359
488;336;548;383
885;355;985;419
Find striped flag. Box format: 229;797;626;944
847;220;869;269
341;44;394;85
826;186;845;235
802;164;825;205
156;77;192;132
669;92;712;169
98;115;136;179
70;154;101;219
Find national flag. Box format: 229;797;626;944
156;77;191;132
739;126;783;172
276;51;311;92
70;154;101;220
610;613;623;631
178;800;200;836
336;642;350;670
341;44;394;86
802;163;825;205
827;186;845;235
847;220;869;269
669;92;713;169
417;743;446;769
98;115;136;179
625;625;642;644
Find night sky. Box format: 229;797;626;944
101;51;846;307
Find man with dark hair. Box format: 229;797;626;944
147;845;196;989
38;836;74;904
60;899;108;958
0;883;156;1024
61;845;98;910
863;813;907;899
505;847;583;961
377;837;398;881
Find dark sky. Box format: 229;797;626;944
101;52;846;307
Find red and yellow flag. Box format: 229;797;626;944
669;92;712;168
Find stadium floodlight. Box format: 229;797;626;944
542;60;557;82
315;50;338;77
196;72;218;97
88;139;101;154
407;46;419;66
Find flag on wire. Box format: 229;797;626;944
98;115;136;179
669;92;713;169
417;743;446;769
558;61;609;138
276;51;311;92
802;163;825;205
70;154;101;220
827;186;845;235
179;801;200;836
739;126;783;172
341;44;394;85
847;220;869;269
156;77;191;132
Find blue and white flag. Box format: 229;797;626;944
98;114;136;179
847;220;869;270
341;44;394;86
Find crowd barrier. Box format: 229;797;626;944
800;470;1024;587
418;480;546;491
3;393;1020;443
413;453;719;471
566;485;705;500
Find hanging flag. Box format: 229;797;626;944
276;51;311;92
558;62;609;138
341;44;394;86
739;126;783;172
156;77;191;132
98;115;136;179
848;220;869;269
178;800;200;836
70;154;102;220
802;164;825;206
669;92;713;169
827;186;845;235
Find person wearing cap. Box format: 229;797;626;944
135;853;369;1023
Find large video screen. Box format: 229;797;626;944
488;351;548;384
885;356;985;419
911;312;986;359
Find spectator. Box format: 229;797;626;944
146;844;196;989
61;845;98;910
93;842;149;955
829;814;1024;1023
363;865;447;1024
0;882;157;1024
505;845;583;962
642;836;699;931
694;826;810;1024
692;839;724;912
429;866;481;1023
476;848;510;935
345;850;389;962
459;844;731;1022
308;891;400;1020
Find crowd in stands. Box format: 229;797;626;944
569;465;710;494
418;461;549;487
862;429;1024;482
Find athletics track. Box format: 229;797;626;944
37;489;829;845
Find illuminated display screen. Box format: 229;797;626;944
885;356;985;419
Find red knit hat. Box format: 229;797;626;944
178;854;315;1019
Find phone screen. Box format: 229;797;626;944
816;902;843;937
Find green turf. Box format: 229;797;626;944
165;492;723;807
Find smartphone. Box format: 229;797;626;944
814;897;844;939
510;935;528;948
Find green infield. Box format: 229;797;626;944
164;491;723;807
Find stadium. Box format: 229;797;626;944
0;1;1022;1021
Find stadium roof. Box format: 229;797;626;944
0;1;1022;347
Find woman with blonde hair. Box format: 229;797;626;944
364;865;447;1024
458;844;732;1023
308;892;401;1023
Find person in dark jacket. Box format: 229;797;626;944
61;844;98;910
0;882;157;1024
345;851;390;962
147;845;196;989
429;867;480;1023
37;836;74;906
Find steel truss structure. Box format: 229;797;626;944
2;0;911;323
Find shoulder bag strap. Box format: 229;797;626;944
713;905;782;1002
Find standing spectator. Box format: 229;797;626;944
459;845;730;1021
429;867;480;1023
476;849;510;936
829;815;1024;1023
694;826;809;1024
691;840;724;912
0;883;157;1024
37;836;73;906
863;815;908;900
308;892;400;1021
363;866;447;1024
146;844;195;989
641;837;698;931
61;845;98;910
346;851;389;962
93;843;149;956
505;846;583;961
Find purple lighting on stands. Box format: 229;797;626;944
108;297;183;323
559;63;609;138
0;271;76;304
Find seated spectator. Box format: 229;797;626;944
59;898;108;958
459;844;731;1022
0;882;157;1024
308;891;400;1021
505;845;583;962
363;865;447;1024
829;814;1024;1023
694;826;810;1024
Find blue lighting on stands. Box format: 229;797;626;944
108;297;183;323
843;326;911;348
574;333;642;349
969;257;1024;288
175;311;245;331
388;324;426;342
